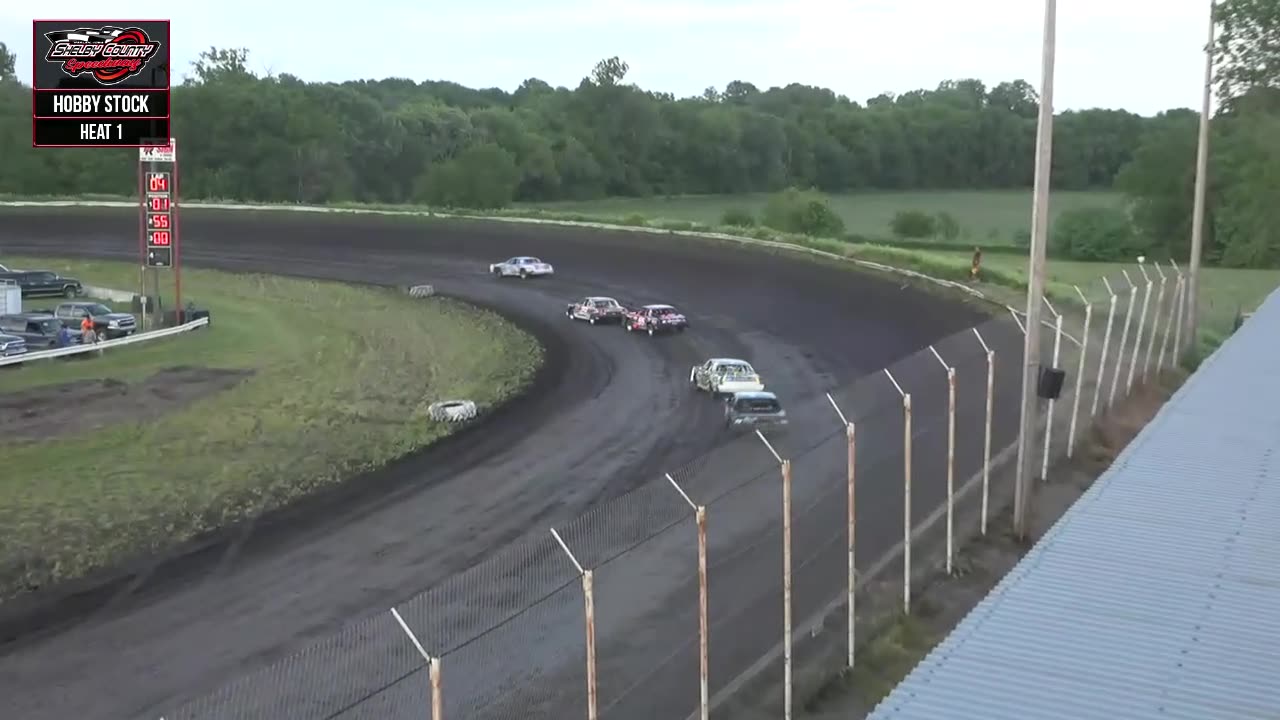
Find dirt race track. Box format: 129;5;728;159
0;207;993;720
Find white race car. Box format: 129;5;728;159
690;358;765;396
489;256;554;279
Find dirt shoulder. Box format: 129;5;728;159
0;366;253;441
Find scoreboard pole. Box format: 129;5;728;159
174;149;182;317
138;138;178;326
135;158;149;329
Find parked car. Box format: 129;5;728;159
0;313;79;348
53;302;137;339
623;304;689;336
723;391;789;430
489;256;554;279
565;296;626;325
0;270;82;298
691;358;765;396
0;332;27;358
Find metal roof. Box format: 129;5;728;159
867;285;1280;720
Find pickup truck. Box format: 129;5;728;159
0;332;28;358
0;313;79;349
52;301;137;339
0;270;82;298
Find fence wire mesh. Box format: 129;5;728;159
156;265;1182;720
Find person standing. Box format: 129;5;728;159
970;246;983;282
80;314;97;345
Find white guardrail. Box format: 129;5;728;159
0;199;993;305
0;317;209;367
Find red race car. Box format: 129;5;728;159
623;304;689;336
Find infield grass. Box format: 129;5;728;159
0;257;542;600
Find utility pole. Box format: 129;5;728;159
1186;0;1216;357
1012;0;1058;538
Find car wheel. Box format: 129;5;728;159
588;316;596;325
63;286;76;298
493;268;502;277
625;322;632;332
647;327;655;337
566;308;573;318
519;270;529;279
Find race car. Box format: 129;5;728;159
566;296;626;325
724;391;789;430
623;304;688;336
690;358;765;396
489;256;554;279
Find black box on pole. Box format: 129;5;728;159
1037;366;1066;400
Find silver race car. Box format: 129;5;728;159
489;256;555;279
566;296;626;325
690;358;765;396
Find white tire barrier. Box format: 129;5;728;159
428;400;477;422
408;284;435;298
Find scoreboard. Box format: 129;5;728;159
139;140;177;268
145;170;173;266
32;20;171;148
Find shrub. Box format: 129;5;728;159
889;210;937;239
935;211;961;241
1050;206;1145;261
761;187;846;237
721;207;756;227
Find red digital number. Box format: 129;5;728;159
149;213;170;229
149;230;171;246
149;196;170;212
148;173;169;193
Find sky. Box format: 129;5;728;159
5;0;1212;115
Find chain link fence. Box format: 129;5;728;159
153;261;1192;720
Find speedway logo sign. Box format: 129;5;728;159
42;26;162;85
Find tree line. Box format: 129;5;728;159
1055;0;1278;267
0;0;1275;267
2;45;1152;205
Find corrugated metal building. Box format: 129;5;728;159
866;286;1280;720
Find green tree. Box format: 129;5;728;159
1214;0;1280;103
0;42;16;83
935;211;961;241
1049;206;1143;261
1114;113;1201;258
0;44;1239;240
721;208;756;227
890;210;937;239
1212;113;1280;267
761;188;845;237
416;143;520;209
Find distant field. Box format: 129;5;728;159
519;190;1123;244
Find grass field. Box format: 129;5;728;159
518;190;1123;245
927;250;1280;345
0;257;542;599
